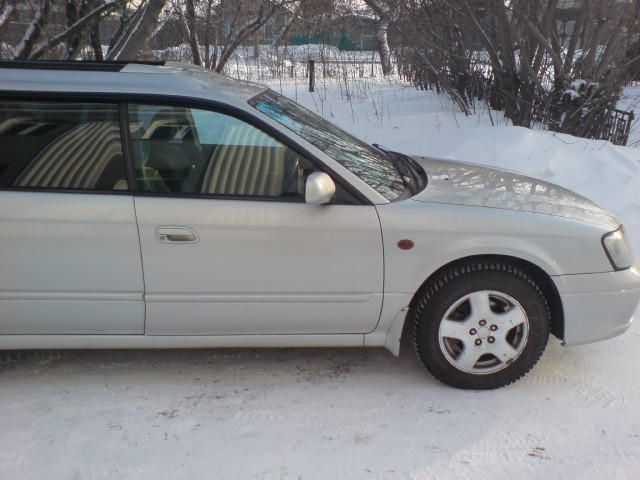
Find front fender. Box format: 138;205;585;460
369;200;614;354
377;200;611;297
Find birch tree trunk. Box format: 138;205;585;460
0;2;15;35
184;0;202;66
365;0;393;76
14;0;51;59
107;0;166;60
375;16;392;76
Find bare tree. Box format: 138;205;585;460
29;1;119;59
89;2;105;61
62;0;84;59
106;0;167;60
394;0;477;114
174;0;300;73
14;0;52;59
182;0;202;65
4;0;169;61
0;0;16;35
363;0;397;76
271;1;303;48
213;1;279;72
396;0;640;140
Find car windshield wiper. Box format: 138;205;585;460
373;143;427;196
372;143;413;190
372;143;392;154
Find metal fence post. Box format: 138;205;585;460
308;59;315;92
622;110;634;146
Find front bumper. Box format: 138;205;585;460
553;264;640;346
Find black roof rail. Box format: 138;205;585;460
0;60;166;72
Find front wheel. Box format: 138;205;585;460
413;261;550;389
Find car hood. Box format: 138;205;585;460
411;156;619;229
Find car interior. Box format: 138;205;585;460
0;100;358;203
129;106;309;199
0;102;128;191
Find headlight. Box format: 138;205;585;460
602;227;634;270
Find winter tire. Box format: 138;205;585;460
413;260;550;389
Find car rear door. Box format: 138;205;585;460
0;98;145;334
127;102;384;335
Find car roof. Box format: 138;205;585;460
0;61;267;107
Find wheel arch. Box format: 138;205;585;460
395;254;564;351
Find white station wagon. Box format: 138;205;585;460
1;60;639;389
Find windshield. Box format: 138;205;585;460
249;89;407;201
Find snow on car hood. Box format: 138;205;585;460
411;156;619;228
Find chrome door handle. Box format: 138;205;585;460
155;226;199;244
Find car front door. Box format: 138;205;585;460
127;102;383;335
0;99;144;334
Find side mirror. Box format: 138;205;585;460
305;172;336;205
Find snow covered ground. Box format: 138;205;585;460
1;78;640;480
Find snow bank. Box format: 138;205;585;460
427;127;640;252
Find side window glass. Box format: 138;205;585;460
127;104;315;200
0;101;127;191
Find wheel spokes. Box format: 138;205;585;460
467;291;491;320
455;346;483;370
439;318;471;340
494;306;527;329
438;290;530;374
490;335;520;363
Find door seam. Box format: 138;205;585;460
132;196;148;334
368;206;386;334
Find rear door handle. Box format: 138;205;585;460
155;226;199;244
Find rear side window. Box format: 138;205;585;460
0;101;128;191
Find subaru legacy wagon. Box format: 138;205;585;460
0;60;638;389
